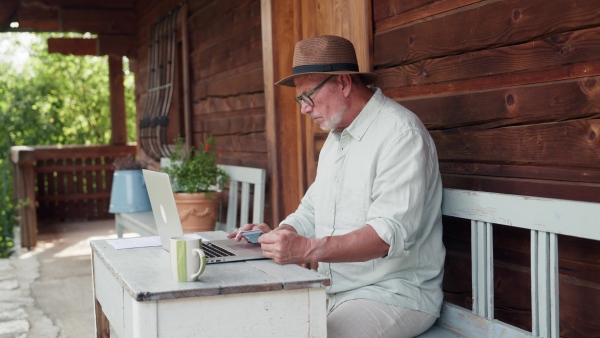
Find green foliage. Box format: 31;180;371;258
0;159;15;258
0;32;137;146
0;32;138;255
163;138;228;195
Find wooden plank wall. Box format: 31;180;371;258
134;0;271;223
373;1;600;337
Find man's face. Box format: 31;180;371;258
294;75;347;131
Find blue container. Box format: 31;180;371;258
109;170;152;213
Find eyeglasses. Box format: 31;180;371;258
295;75;335;106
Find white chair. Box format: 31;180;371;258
217;165;266;233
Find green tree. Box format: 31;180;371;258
0;32;137;256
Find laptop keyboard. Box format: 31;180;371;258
203;242;236;258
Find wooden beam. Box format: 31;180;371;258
15;4;135;34
47;37;97;55
22;0;135;9
61;8;135;34
11;0;137;34
30;144;136;161
17;4;60;31
109;55;127;145
0;0;19;30
47;36;134;57
98;35;136;58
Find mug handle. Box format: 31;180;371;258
191;249;206;279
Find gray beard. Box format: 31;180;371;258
319;109;344;131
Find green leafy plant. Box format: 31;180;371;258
0;150;15;258
0;198;27;259
163;137;227;195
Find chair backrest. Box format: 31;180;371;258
218;165;266;233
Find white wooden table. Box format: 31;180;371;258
91;231;329;337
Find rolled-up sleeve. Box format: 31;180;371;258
367;128;433;258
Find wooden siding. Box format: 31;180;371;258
134;0;271;223
134;0;265;167
373;1;600;337
130;1;599;335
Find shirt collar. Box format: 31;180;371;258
341;88;385;141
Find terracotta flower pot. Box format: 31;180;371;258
173;192;222;233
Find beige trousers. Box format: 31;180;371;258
327;298;436;338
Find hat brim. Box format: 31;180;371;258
275;71;378;87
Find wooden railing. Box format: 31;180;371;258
10;144;137;248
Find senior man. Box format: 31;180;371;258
229;35;445;338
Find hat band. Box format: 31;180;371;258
292;63;359;75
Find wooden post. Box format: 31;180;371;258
109;55;127;146
299;0;374;187
261;0;303;224
261;0;374;223
10;146;37;249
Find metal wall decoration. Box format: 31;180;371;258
139;5;182;161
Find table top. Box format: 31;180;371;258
91;231;329;302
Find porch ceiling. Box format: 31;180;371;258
0;0;136;34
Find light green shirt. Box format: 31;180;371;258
280;88;445;317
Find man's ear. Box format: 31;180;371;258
338;74;352;97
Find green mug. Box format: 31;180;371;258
169;236;206;282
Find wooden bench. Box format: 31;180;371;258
418;189;600;338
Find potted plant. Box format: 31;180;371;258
108;156;152;213
163;137;228;232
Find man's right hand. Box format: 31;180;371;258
227;223;271;242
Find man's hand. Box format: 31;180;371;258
227;223;271;242
258;228;311;265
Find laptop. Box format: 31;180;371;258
142;169;267;264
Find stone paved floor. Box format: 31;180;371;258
0;219;128;338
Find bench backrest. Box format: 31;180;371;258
218;165;266;233
440;189;600;338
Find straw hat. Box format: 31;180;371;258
275;35;378;87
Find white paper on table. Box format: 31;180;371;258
106;234;210;250
107;236;162;250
